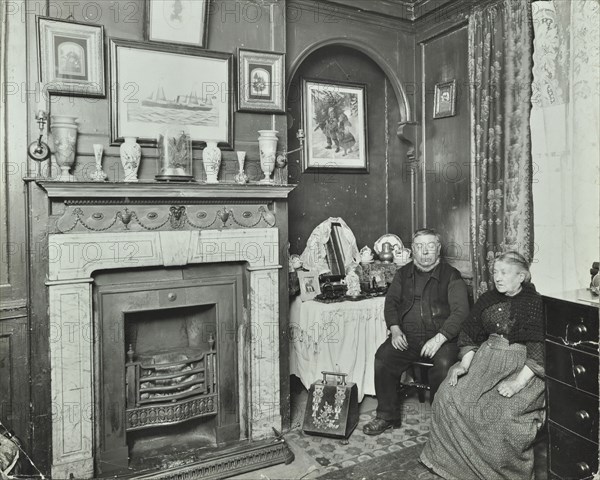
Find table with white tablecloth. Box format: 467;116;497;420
289;296;389;402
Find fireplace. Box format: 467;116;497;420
94;264;245;475
42;182;295;479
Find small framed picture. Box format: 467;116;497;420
146;0;210;48
433;80;457;119
298;271;321;302
302;78;368;172
37;16;105;96
237;49;285;113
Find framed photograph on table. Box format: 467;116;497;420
146;0;210;47
237;49;285;113
302;78;368;173
433;80;456;119
298;271;321;302
37;16;105;96
109;38;233;148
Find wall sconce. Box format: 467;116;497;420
27;110;51;162
275;129;305;183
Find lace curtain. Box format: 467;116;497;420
469;0;534;298
530;0;600;292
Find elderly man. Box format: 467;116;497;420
363;229;469;435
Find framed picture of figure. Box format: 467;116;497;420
302;78;368;173
146;0;211;48
298;271;321;302
237;48;285;113
37;16;105;96
433;80;457;119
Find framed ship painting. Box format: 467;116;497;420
301;78;368;173
109;38;233;148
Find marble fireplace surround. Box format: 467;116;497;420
46;224;284;479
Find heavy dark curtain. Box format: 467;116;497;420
469;0;534;297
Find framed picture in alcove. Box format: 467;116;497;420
302;78;368;173
109;38;233;148
37;16;105;96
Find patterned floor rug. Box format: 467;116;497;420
316;442;440;480
286;399;431;475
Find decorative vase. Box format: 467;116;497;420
90;144;108;181
202;140;221;183
50;115;78;181
120;136;142;182
235;151;248;184
258;130;278;183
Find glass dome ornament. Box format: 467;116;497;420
155;126;194;181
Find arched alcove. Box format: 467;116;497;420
286;44;413;255
287;38;412;122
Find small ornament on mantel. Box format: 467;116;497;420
90;144;108;181
235;151;248;184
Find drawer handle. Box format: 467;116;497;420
575;410;590;422
569;323;587;337
575;462;590;476
573;365;586;376
168;293;177;301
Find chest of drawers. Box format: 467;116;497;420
544;291;599;480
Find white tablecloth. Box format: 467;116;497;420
289;296;388;402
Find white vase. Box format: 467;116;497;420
90;143;107;181
203;140;221;183
235;151;248;184
50;115;78;182
120;136;142;182
258;130;278;183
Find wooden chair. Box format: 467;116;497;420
398;360;435;404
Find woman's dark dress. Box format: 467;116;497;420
420;289;545;480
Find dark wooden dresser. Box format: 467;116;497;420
544;290;599;480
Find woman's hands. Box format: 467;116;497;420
389;325;408;350
497;378;527;397
497;366;535;397
448;364;469;386
447;350;475;386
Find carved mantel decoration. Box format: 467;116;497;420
39;180;295;479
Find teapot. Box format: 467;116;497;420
379;242;394;263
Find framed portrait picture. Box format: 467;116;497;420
237;49;285;113
37;16;105;96
302;78;368;173
298;271;321;302
146;0;210;48
433;80;457;119
109;38;233;148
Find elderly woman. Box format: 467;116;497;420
420;251;545;480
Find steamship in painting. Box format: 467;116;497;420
127;86;219;126
142;87;214;111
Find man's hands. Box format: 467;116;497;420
389;325;408;350
420;332;447;358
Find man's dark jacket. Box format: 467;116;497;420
384;262;469;341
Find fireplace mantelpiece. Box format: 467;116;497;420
42;181;295;479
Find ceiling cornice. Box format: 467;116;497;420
318;0;461;22
290;0;415;32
